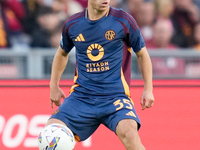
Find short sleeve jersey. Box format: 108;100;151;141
60;7;145;98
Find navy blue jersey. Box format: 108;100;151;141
60;7;145;97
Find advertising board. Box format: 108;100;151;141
0;80;199;150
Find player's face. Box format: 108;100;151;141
88;0;110;12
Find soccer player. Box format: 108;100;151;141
43;0;155;149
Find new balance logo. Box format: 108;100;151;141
126;111;137;118
75;34;85;42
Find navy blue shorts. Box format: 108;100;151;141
50;93;141;141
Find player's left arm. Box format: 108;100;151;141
135;47;155;110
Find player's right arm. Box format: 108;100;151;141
50;46;68;108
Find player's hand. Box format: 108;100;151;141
140;90;154;110
50;86;66;108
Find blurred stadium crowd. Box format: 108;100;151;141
0;0;200;50
0;0;200;79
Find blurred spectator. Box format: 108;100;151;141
146;19;185;76
133;1;156;42
186;21;200;77
193;0;200;16
22;0;50;35
75;0;88;8
154;0;174;19
22;0;83;48
117;0;128;11
0;0;10;48
171;0;200;48
120;0;155;13
0;0;25;48
127;0;144;17
50;23;63;48
146;18;178;49
193;22;200;51
110;0;119;8
1;0;24;33
30;6;62;48
186;18;200;78
52;0;83;22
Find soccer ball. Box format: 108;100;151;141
38;124;76;150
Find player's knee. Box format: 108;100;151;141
119;130;145;150
116;119;138;139
120;127;138;141
38;123;76;150
116;120;145;149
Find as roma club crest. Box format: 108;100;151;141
105;30;116;40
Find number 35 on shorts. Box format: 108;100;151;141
113;99;134;111
113;99;137;118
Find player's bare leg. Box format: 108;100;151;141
116;119;145;150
